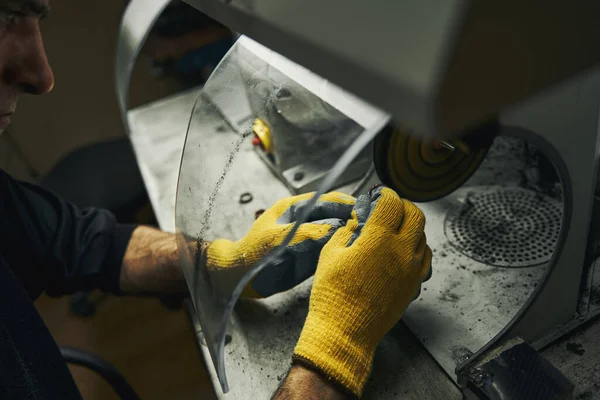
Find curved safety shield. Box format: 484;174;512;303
175;36;389;393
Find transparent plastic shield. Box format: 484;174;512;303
175;35;389;393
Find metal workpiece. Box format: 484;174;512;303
183;0;600;137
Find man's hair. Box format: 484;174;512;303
0;0;50;19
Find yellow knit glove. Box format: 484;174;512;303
205;191;356;298
293;186;432;397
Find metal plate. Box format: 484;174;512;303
445;187;563;267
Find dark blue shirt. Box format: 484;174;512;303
0;169;136;399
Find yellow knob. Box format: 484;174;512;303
252;119;273;154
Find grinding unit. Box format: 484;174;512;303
116;1;600;398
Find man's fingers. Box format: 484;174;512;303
318;191;356;205
414;233;427;259
289;218;346;246
251;253;300;297
413;286;422;301
360;187;405;235
269;192;316;224
302;199;355;222
297;192;355;222
275;192;355;225
326;210;360;249
422;244;433;282
411;234;433;282
397;199;426;237
353;194;372;225
411;241;432;301
345;194;371;246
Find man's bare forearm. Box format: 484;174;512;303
272;365;351;400
119;226;188;295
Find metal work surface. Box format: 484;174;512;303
403;136;558;380
126;88;461;399
127;88;203;232
118;3;600;396
453;66;600;378
183;0;600;136
117;1;600;381
187;290;462;400
126;87;600;398
543;314;600;399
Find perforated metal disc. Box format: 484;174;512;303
444;187;563;267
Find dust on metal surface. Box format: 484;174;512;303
402;136;564;381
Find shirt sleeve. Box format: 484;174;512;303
0;169;138;299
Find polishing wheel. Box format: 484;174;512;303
373;120;499;202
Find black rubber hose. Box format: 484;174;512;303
60;346;141;400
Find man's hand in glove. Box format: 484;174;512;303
274;185;432;399
203;191;355;298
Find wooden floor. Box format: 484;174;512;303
35;293;217;400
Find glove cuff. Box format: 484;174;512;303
292;308;377;397
204;240;264;298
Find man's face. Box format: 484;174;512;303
0;0;53;133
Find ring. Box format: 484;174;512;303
368;183;384;196
239;192;253;204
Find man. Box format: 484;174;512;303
0;1;432;399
